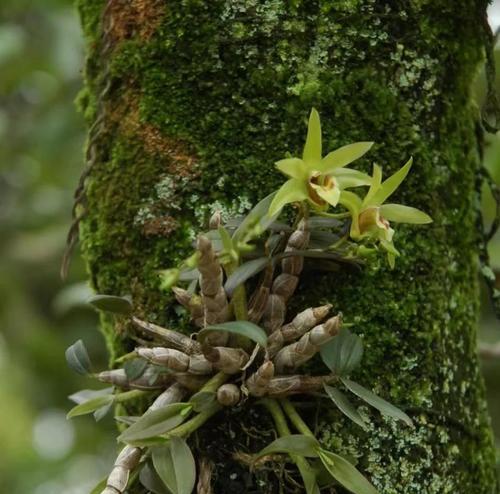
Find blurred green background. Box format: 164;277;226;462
0;1;499;492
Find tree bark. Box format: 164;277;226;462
75;1;497;492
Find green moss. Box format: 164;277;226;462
77;0;497;491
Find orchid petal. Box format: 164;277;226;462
371;157;412;206
380;204;432;224
276;158;308;179
268;179;308;217
312;184;341;207
335;168;373;189
362;164;382;206
339;190;363;237
303;108;322;164
319;142;374;172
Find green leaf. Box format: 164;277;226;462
68;387;113;405
323;385;367;430
118;403;192;446
67;394;114;419
320;328;363;375
189;391;217;412
233;191;278;243
297;460;321;494
124;358;148;380
371;157;412;206
303;108;322;163
87;294;133;315
320;142;374;172
255;435;320;459
318;448;378;494
90;477;108;494
379;204;432;224
199;321;268;347
93;399;114;422
65;339;92;375
224;257;270;296
139;462;171;494
152;438;196;494
340;378;413;427
268;178;309;217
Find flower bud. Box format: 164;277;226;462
217;384;241;406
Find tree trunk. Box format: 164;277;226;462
75;1;497;492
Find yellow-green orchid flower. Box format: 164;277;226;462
339;158;432;267
268;108;374;217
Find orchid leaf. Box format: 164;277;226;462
320;328;363;375
318;448;378;494
224;257;270;296
67;394;114;419
65;339;92;375
152;438;196;494
324;385;367;430
199;321;268;347
88;294;133;315
255;435;320;459
341;378;413;426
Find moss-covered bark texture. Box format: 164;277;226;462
76;1;497;492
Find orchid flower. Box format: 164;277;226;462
339;158;432;267
268;108;374;216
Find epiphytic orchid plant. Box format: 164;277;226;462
65;109;431;494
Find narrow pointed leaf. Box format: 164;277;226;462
318;448;379;494
320;142;374;172
341;378;413;426
379;204;432;224
233;191;278;242
199;321;268;347
88;294;133;315
268;179;309;217
152;438;196;494
69;387;114;405
323;385;367;430
255;435;320;459
371;157;412;206
67;394;114;418
297;460;321;494
124;358;148;380
93;399;114;421
224;257;270;296
118;403;192;445
65;339;92;375
320;328;363;375
189;391;217;412
303;108;322;163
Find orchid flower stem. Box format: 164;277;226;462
280;398;314;437
316;211;351;220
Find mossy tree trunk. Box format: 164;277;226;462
75;1;497;492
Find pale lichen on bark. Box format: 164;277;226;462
75;0;497;492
